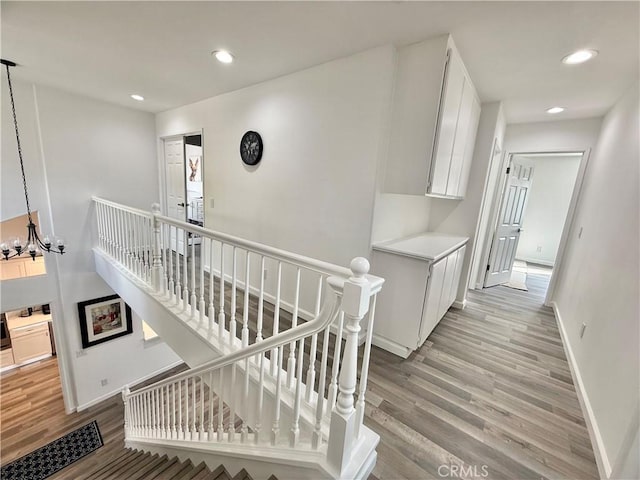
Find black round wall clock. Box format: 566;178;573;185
240;131;263;166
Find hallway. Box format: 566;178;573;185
367;271;598;479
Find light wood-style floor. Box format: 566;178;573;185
1;269;597;479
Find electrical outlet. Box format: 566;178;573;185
536;245;542;253
579;323;587;339
100;378;108;387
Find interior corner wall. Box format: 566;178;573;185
0;78;181;409
428;101;505;301
155;46;396;268
504;117;602;154
552;82;639;479
514;155;581;266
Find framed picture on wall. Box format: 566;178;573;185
78;294;133;348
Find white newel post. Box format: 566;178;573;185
122;386;131;437
151;203;163;292
327;257;371;474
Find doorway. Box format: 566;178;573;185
162;132;204;253
478;151;588;303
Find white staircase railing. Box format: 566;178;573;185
92;197;384;476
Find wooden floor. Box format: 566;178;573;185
0;269;598;479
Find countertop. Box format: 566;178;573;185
372;232;469;262
6;311;52;331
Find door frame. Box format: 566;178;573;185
158;130;205;221
476;148;591;305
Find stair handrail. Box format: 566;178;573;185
127;275;343;398
154;213;352;278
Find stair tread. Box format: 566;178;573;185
76;447;136;479
151;457;191;479
176;461;209;480
145;456;180;479
92;450;148;479
126;453;169;480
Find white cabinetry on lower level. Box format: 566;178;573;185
371;233;468;358
11;322;52;365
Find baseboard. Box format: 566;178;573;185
372;334;411;359
551;301;611;479
515;257;555;268
452;299;467;310
76;359;184;412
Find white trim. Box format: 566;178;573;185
451;299;467;310
514;256;555;268
76;359;183;411
551;301;611;479
371;334;411;359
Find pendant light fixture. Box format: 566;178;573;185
1;59;66;261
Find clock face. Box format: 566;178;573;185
240;131;263;166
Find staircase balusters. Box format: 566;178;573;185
199;239;205;327
313;324;331;449
271;344;283;446
290;335;305;448
327;311;345;414
256;256;265;344
271;261;282;377
199;375;205;440
355;294;377;438
178;380;183;439
182;229;189;314
241;356;249;443
228;361;237;443
217;366;225;441
306;275;324;401
218;242;226;344
242;252;250;348
208;237;215;334
161;223;168;295
208;370;214;440
190;233;197;319
175;230;182;308
255;354;265;444
287;268;301;389
191;377;197;439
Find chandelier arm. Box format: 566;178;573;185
5;64;34;221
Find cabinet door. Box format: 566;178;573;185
429;50;465;196
446;81;475;197
11;326;52;364
419;258;447;345
449;246;467;306
25;257;46;276
438;251;459;319
0;261;26;280
456;98;481;198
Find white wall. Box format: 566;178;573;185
552;83;639;479
504;117;602;154
515;155;581;266
156;46;396;268
1;78;181;409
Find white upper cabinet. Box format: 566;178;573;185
384;35;481;199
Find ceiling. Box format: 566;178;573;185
2;1;638;123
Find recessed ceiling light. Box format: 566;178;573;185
562;49;598;65
212;50;234;64
546;107;565;114
130;94;144;101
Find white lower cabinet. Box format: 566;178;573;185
11;322;52;365
372;238;467;358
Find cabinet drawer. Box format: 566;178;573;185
10;321;49;339
11;329;52;364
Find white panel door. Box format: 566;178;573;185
429;50;466;195
485;160;534;287
164;138;186;254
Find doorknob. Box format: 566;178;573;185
177;202;185;207
517;228;524;233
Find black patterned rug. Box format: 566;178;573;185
1;420;103;480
